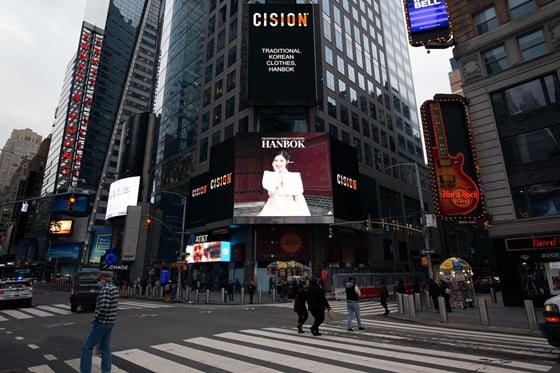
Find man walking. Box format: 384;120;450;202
380;278;390;316
80;272;119;373
345;276;364;331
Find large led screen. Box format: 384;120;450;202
185;241;231;263
421;95;486;221
403;0;452;47
233;133;333;224
248;4;317;106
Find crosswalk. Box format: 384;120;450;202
26;321;557;372
264;299;397;317
0;301;173;322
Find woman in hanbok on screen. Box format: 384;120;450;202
258;150;311;216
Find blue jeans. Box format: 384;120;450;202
347;301;362;329
80;321;114;373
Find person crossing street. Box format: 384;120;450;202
345;276;364;331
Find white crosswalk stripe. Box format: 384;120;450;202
264;299;398;317
0;301;171;322
24;323;556;372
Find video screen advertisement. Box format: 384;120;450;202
248;4;317;106
421;95;486;221
403;0;452;47
186;133;361;226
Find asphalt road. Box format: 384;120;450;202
0;289;558;372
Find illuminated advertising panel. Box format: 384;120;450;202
185;241;231;263
421;95;486;221
88;226;112;263
105;176;141;220
52;194;89;213
187;172;210;228
233;133;333;224
248;4;317;106
403;0;452;47
48;219;74;235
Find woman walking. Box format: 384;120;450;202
306;278;331;336
293;281;308;333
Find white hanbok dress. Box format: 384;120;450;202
258;170;311;216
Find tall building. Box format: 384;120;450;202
38;0;164;277
153;0;442;289
0;129;42;192
447;0;560;305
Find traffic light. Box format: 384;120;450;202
67;195;76;212
145;217;152;231
364;217;371;231
328;226;333;238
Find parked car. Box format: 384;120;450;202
474;276;501;293
0;280;33;308
69;271;113;312
541;295;560;348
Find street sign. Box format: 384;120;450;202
421;249;434;255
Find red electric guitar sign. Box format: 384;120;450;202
429;102;480;215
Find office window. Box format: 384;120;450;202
329;123;338;139
325;46;333;65
206;39;214;60
340;105;349;125
225;124;234;139
205;64;213;83
483;45;507;74
508;0;535;19
338;79;347;99
374;148;382;170
326;71;335;91
199;137;208;162
239;116;248;133
201;112;210;132
354;138;362;161
208;16;215;36
213;105;222;125
315;117;325;132
215;55;224;75
211;131;221;147
352;111;359;131
229;18;238;42
217;29;225;51
361;118;370;138
518;30;547;62
203;88;211;107
218;5;227;26
228;46;236;66
364;143;373;167
327;96;337;118
360;95;368;114
473;7;498;35
230;0;238;16
341;130;350;144
214;80;223;100
226;71;236;91
225;97;235;118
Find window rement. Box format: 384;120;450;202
483;45;508;74
473;7;498;35
508;0;536;19
518;30;547;62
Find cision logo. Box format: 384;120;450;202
252;12;309;27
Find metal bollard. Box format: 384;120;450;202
272;288;276;303
478;297;489;326
205;289;210;304
397;293;405;314
490;287;497;303
241;287;245;304
415;293;422;312
221;288;226;303
438;296;448;323
424;290;431;309
258;289;262;304
524;299;538;330
408;294;417;318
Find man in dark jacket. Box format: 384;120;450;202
80;273;119;373
345;276;364;331
428;278;440;311
380;279;390;316
306;278;331;336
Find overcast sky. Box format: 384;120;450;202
0;1;453;149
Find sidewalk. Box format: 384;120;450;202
388;292;546;337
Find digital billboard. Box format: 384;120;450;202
421;95;486;221
186;241;231;263
48;219;74;236
52;194;89;213
186;133;361;227
233;133;333;224
105;176;141;220
403;0;452;47
248;4;317;106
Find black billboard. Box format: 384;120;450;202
248;4;317;106
330;138;362;222
421;94;486;221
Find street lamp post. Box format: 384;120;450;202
157;191;187;290
383;162;434;279
38;238;52;282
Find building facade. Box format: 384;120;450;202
448;0;560;305
152;0;449;290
